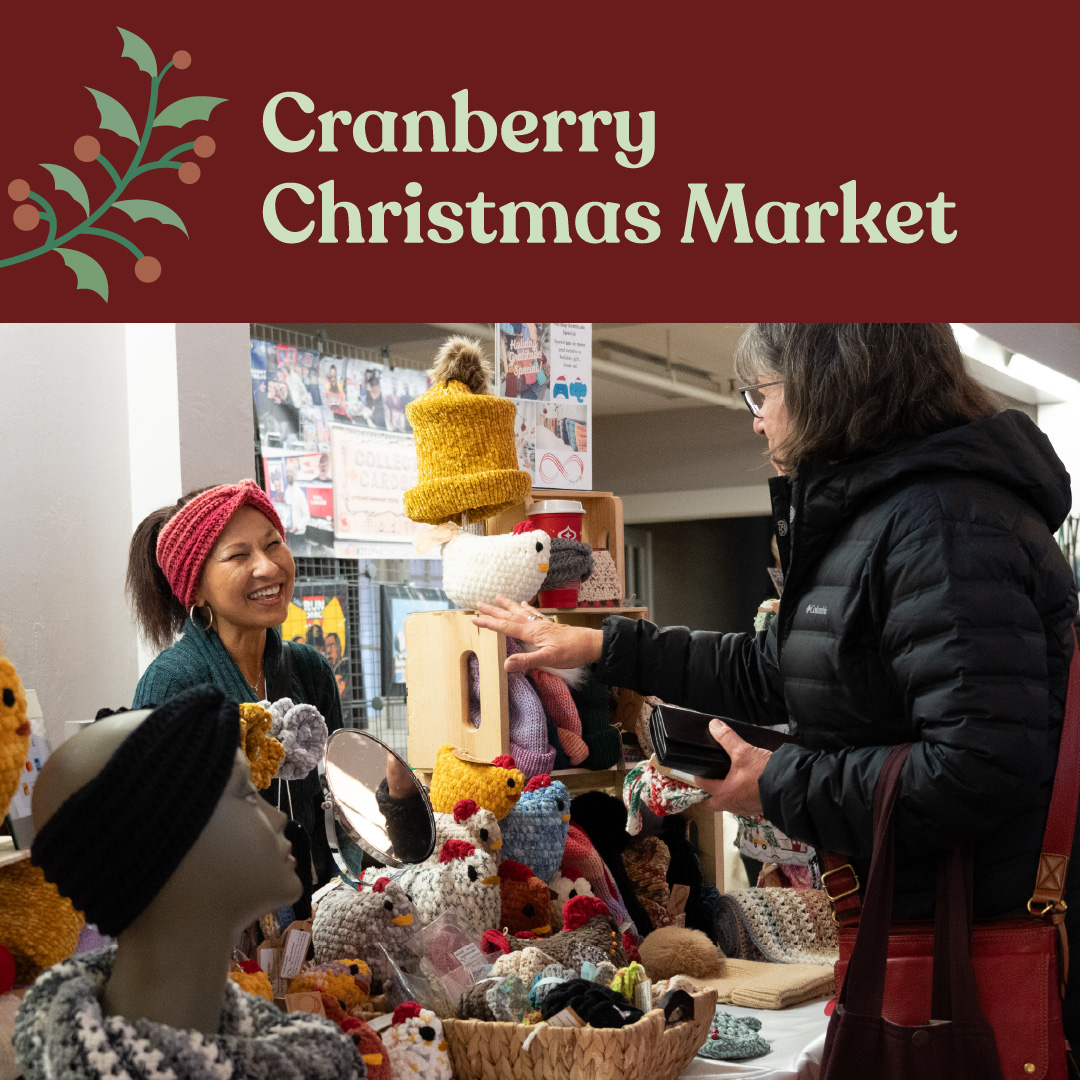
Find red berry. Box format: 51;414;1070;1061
74;136;100;163
178;162;201;185
135;256;161;283
193;136;216;159
172;50;191;69
7;180;29;203
13;205;39;231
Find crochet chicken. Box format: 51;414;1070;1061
0;659;32;813
429;744;524;819
377;839;501;936
500;773;571;885
289;959;372;1011
441;528;551;611
312;878;417;990
549;871;594;931
498;860;552;936
434;798;503;863
384;1002;452;1080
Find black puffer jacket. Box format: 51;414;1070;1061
599;410;1077;922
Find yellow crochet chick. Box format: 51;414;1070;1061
289;959;372;1011
238;703;285;789
0;861;84;983
429;744;525;820
0;659;32;814
229;968;274;1001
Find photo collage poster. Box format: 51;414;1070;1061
252;338;432;557
495;323;592;489
280;583;355;702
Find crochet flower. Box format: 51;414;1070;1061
266;697;328;780
238;702;285;789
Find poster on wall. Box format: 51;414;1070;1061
281;584;354;701
496;323;592;489
262;449;335;556
319;356;428;433
330;424;430;550
380;585;453;696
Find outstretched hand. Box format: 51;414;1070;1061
694;720;771;816
471;595;604;674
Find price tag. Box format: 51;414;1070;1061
453;942;488;973
284;992;326;1016
546;1006;584;1028
279;929;311;978
634;979;653;1013
452;749;494;766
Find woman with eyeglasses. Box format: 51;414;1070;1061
474;323;1080;1038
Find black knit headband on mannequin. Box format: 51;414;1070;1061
32;684;240;937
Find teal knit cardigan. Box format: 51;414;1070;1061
132;618;342;732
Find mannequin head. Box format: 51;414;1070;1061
33;705;302;943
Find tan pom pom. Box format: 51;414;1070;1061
429;336;493;394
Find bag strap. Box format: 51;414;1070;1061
270;637;294;702
824;626;1080;929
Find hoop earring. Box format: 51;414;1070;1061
189;603;214;631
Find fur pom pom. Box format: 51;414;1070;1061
518;642;587;689
430;337;493;394
638;925;721;981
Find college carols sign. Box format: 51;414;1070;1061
259;89;956;247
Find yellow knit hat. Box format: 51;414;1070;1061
403;337;531;525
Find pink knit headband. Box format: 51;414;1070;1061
156;480;285;610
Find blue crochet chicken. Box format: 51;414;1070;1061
500;774;571;884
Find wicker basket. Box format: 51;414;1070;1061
442;989;716;1080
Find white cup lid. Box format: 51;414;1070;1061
531;500;584;514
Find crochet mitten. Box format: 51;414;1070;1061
384;1002;453;1080
569;667;621;770
698;1011;771;1061
471;645;554;779
265;697;328;780
527;668;589;765
622;758;708;836
433;798;503;862
561;822;631;928
500;773;571;884
499;860;553;936
428;744;524;819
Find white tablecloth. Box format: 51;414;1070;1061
680;999;829;1080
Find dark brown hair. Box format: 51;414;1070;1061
126;488;212;652
734;323;998;475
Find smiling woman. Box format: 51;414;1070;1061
125;479;343;887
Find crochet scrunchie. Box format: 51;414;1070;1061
156;480;284;610
238;702;285;789
266;697;328;780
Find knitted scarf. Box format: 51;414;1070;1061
14;948;367;1080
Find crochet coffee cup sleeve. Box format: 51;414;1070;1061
31;684;240;937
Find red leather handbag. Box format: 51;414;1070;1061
826;629;1080;1080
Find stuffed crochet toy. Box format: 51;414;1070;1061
433;799;503;862
289;959;372;1011
229;962;274;1001
622;757;709;835
548;871;593;931
0;659;31;813
500;773;571;884
561;822;631;929
312;878;417;989
485;896;628;970
403;337;531;525
265;697;328;780
469;649;555;779
498;860;552;936
527;668;588;765
237;702;285;789
384;839;501;936
383;1001;453;1080
441;528;551;611
428;744;524;819
341;1018;391;1080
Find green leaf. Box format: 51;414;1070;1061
54;248;109;302
86;87;141;144
39;163;90;217
153;96;227;129
118;27;157;77
112;199;188;236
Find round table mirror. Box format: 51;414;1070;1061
322;729;435;876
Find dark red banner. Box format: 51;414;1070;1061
0;1;1076;319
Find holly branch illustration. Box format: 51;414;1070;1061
1;27;226;301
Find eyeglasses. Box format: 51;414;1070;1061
737;380;783;417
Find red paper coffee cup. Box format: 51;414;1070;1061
539;581;580;609
531;500;584;542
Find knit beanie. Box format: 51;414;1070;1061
561;822;631;928
527;668;589;766
403;338;531;525
570;667;622;770
428;744;524;819
31;684;240;937
470;646;555;780
156;480;285;610
500;774;571;884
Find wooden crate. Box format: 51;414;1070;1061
484;489;627;600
